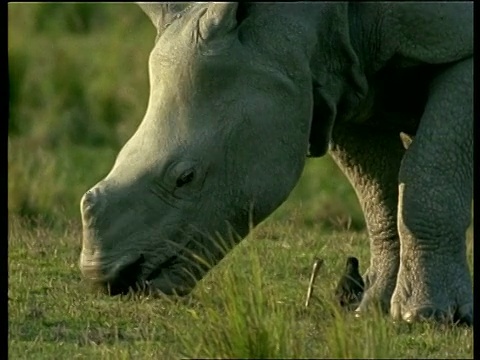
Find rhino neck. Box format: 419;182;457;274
309;3;371;120
247;3;371;120
248;3;373;156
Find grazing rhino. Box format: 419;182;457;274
79;2;473;325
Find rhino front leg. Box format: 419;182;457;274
391;58;473;325
329;123;405;313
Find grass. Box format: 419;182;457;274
8;215;473;359
8;3;473;359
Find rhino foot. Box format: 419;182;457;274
354;254;398;316
355;282;393;316
390;303;473;326
390;254;473;326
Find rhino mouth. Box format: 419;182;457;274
144;255;179;282
94;232;227;296
95;254;146;295
100;252;201;297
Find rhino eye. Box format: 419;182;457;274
176;169;195;188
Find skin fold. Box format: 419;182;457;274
79;2;473;325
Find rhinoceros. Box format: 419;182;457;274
79;2;473;325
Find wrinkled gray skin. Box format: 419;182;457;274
80;2;473;325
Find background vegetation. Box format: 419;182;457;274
8;3;473;359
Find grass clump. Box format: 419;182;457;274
181;241;302;358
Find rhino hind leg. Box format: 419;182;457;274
329;123;406;314
391;57;473;325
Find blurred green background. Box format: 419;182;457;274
8;3;364;230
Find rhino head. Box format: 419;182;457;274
79;2;330;296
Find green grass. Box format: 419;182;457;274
8;3;473;359
8;215;473;359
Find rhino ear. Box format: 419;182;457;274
137;2;191;36
198;3;243;41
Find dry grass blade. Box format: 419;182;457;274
305;257;324;308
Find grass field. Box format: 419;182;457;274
8;4;473;359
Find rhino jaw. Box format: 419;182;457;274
79;250;145;294
79;240;208;297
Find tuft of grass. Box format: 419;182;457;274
180;239;303;358
326;304;392;358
